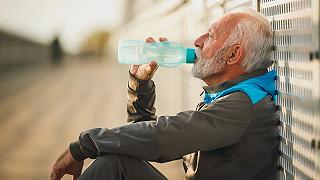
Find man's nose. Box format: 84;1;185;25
194;34;206;49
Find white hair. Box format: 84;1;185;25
223;7;273;72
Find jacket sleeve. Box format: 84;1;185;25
69;92;253;163
127;71;157;123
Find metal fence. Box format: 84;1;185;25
260;0;319;179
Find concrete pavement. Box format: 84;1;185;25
0;58;184;180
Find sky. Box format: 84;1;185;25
0;0;125;53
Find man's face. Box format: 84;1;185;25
191;17;233;79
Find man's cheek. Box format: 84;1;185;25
203;49;215;60
203;42;217;58
204;38;214;48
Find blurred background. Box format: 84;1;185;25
0;0;319;180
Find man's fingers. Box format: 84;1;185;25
146;61;158;75
72;175;78;180
51;171;60;180
50;172;57;180
159;37;168;42
146;37;156;43
144;37;157;75
149;61;158;67
130;37;160;79
146;64;152;75
51;163;66;180
52;171;64;180
149;61;159;72
130;65;139;75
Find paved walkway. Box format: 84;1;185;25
0;58;184;180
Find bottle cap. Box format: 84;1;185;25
186;48;196;63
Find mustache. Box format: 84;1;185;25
195;47;202;59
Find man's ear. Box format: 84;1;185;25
226;44;243;65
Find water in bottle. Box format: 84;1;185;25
118;40;195;68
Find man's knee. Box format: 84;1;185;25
93;154;120;169
78;154;166;180
78;154;124;180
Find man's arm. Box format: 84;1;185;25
126;37;167;123
50;37;163;180
127;72;157;123
69;92;253;163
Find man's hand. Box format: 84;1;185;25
51;148;84;180
130;37;168;80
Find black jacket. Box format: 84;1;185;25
70;69;279;180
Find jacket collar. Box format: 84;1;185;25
202;69;268;94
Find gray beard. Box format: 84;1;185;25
191;48;227;79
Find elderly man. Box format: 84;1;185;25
51;8;279;180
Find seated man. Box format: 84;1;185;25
51;8;279;180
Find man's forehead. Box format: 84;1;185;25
208;20;225;35
209;16;228;31
210;23;217;29
209;14;242;34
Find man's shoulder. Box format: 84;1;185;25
201;91;252;111
198;91;253;124
208;91;277;115
213;91;274;107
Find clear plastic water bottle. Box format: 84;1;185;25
118;40;195;68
